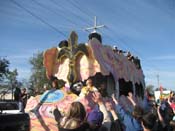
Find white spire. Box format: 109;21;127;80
85;16;105;33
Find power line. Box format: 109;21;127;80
67;0;107;30
98;27;161;82
74;0;97;16
49;0;92;26
85;16;105;33
10;0;66;37
31;0;79;27
103;27;160;71
72;2;161;74
68;0;93;22
100;28;159;86
10;0;161;76
65;0;129;49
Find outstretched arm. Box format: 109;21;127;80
168;91;173;105
127;92;136;107
157;106;166;128
111;94;126;120
105;101;118;121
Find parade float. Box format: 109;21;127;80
25;30;145;131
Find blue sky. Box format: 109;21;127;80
0;0;175;90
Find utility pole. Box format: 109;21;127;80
85;16;105;33
156;74;160;89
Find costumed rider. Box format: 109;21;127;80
79;78;98;97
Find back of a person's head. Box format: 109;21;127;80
22;88;26;91
170;120;175;130
87;106;104;130
142;112;157;131
132;105;144;120
50;76;58;88
159;101;174;125
67;101;86;121
88;125;107;131
60;102;86;129
60;117;81;129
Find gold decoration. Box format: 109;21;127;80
57;31;89;84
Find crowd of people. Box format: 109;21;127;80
113;46;141;69
52;78;175;131
13;76;175;131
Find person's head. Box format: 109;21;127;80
87;106;104;129
113;46;118;52
127;51;131;56
86;78;93;87
21;88;26;93
43;83;49;91
50;75;58;88
141;112;157;131
159;101;174;124
70;81;83;95
60;102;86;129
67;101;86;121
50;76;58;88
132;105;144;120
170;120;175;129
98;83;108;97
99;83;106;89
52;80;58;88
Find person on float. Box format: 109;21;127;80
79;78;98;97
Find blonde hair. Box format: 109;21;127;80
60;102;86;129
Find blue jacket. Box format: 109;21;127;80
142;96;154;113
115;104;143;131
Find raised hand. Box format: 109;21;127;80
111;93;118;105
92;91;103;104
127;92;133;99
127;92;136;106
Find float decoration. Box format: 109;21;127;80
26;30;145;131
